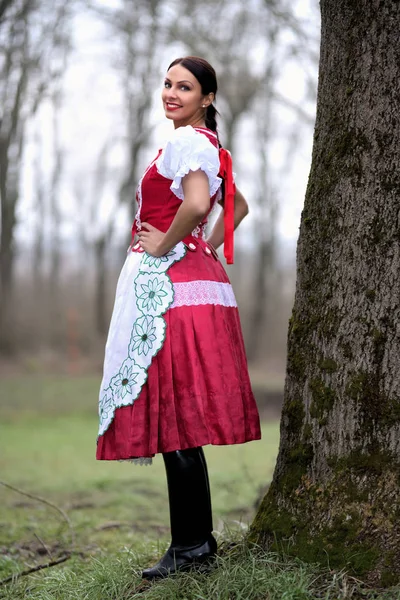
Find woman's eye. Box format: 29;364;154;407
180;85;190;91
164;81;171;88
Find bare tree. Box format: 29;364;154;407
89;142;115;338
48;35;70;346
245;77;279;361
0;0;14;22
0;0;72;352
251;0;400;586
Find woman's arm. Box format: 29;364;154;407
206;187;249;249
138;169;210;257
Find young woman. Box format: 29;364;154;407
96;56;261;579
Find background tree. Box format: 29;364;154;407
0;0;72;352
251;0;400;587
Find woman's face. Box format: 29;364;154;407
162;64;213;128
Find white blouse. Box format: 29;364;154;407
156;126;222;200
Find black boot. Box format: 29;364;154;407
142;447;217;579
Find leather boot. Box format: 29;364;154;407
142;447;217;579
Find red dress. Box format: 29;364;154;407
96;125;261;464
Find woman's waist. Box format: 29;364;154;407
129;232;217;260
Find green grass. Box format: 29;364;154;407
0;375;399;599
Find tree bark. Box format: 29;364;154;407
48;86;63;347
94;234;109;338
250;0;400;587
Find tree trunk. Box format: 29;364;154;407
250;0;400;587
48;87;63;347
94;234;109;338
0;139;16;354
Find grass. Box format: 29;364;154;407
0;375;399;599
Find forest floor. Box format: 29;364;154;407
0;375;399;599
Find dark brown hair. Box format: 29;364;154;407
167;56;220;136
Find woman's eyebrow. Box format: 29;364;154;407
164;77;193;85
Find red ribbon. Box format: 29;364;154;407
218;148;236;264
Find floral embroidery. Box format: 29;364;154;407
99;388;114;422
135;272;173;317
98;242;186;437
110;358;140;400
143;251;176;269
137;277;168;312
129;316;157;356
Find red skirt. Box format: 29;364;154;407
96;239;261;460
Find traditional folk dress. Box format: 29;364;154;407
96;125;261;465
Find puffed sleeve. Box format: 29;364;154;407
156;126;222;200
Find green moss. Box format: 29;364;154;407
282;398;305;433
286;311;316;380
249;490;295;543
277;442;314;494
251;491;380;576
286;349;307;379
346;371;369;401
309;378;335;421
380;569;399;588
330;448;396;475
303;422;312;440
293;511;380;574
345;370;400;431
315;308;342;343
318;358;338;373
381;552;399;586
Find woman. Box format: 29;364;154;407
97;56;261;579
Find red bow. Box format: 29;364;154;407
218;148;236;264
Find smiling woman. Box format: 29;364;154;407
96;56;261;580
162;60;215;129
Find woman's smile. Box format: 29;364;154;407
165;102;182;111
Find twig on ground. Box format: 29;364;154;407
95;521;131;531
33;533;53;560
0;480;75;546
0;554;71;586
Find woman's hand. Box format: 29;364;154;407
137;222;167;257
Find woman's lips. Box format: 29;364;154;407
165;102;182;111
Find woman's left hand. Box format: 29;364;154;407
137;222;167;257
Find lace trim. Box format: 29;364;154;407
170;280;237;308
192;223;207;239
119;457;153;466
170;167;222;200
134;157;158;232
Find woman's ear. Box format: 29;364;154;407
202;92;215;108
